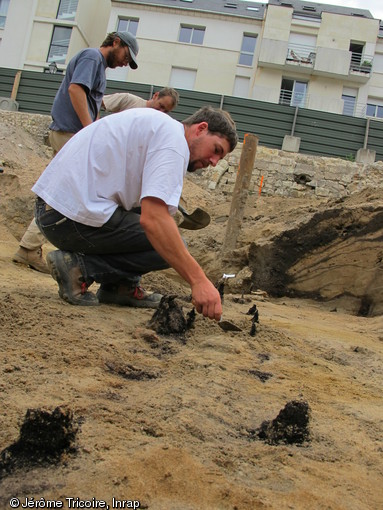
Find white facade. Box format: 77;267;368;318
0;0;110;72
105;0;263;94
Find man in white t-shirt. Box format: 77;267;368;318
33;106;237;321
102;87;179;114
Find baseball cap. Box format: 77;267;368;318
116;31;139;69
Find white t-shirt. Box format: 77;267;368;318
33;109;189;227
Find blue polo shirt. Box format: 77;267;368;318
50;48;107;134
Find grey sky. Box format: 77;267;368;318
315;0;383;20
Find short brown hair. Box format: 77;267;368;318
157;87;179;108
101;32;121;48
182;106;238;152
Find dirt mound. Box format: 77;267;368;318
0;121;382;510
0;122;52;240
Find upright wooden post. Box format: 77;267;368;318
11;71;22;101
222;133;258;254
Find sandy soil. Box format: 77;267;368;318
0;124;382;510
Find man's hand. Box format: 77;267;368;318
191;280;222;321
140;197;222;321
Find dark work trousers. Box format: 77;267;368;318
35;197;170;286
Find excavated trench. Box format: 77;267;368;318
247;205;383;317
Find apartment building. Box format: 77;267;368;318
256;0;383;117
0;0;383;119
0;0;110;73
105;0;266;92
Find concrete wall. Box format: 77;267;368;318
0;0;110;73
317;13;378;49
262;5;292;41
0;0;37;69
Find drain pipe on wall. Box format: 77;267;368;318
363;117;370;149
356;117;376;163
282;106;301;152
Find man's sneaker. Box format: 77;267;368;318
13;246;50;274
46;250;98;306
97;283;162;309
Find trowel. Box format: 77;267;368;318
218;317;242;332
216;274;242;331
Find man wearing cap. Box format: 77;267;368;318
13;31;139;274
48;30;139;152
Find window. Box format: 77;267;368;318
0;0;10;29
169;67;196;90
117;18;139;36
47;26;72;64
239;34;257;66
342;94;356;116
279;79;307;107
178;25;205;45
373;54;383;73
233;76;250;97
293;14;321;22
349;41;364;70
366;102;383;118
57;0;78;21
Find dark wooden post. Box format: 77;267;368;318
222;133;258;254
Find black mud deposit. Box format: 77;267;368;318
0;407;78;479
148;295;195;338
254;400;311;445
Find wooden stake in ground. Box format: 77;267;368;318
11;71;22;101
222;133;258;255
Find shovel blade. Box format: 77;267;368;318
178;207;211;230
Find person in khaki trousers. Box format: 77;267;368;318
13;30;139;272
13;132;75;272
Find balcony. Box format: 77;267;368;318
259;40;374;83
349;53;373;77
277;88;373;118
286;43;316;72
279;88;308;108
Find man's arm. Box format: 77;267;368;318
68;83;93;127
140;196;222;321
